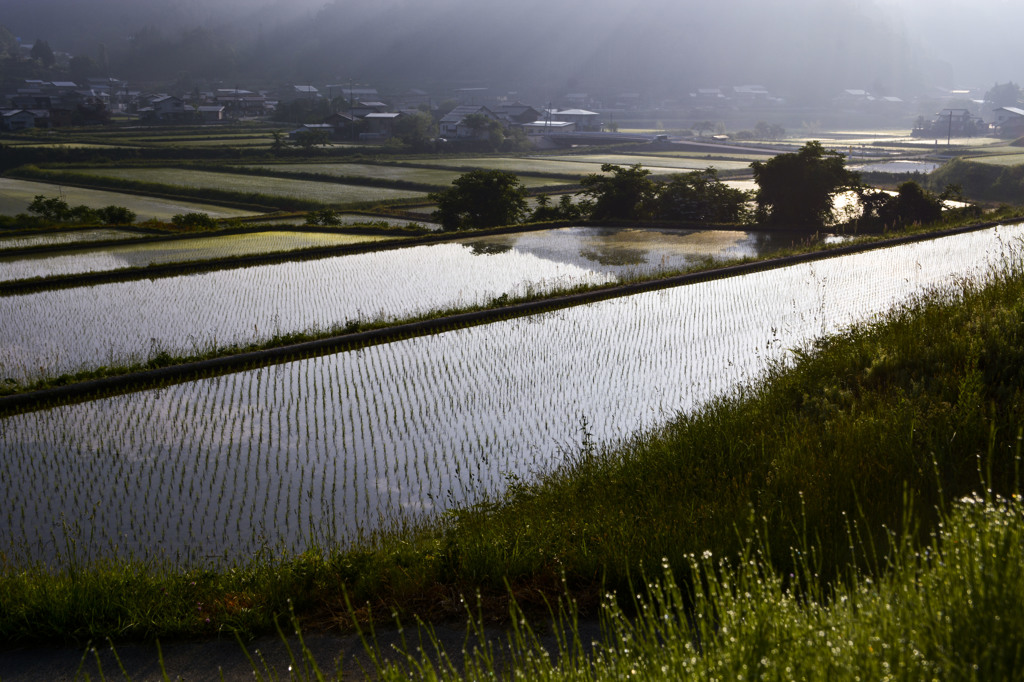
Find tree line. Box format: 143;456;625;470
430;142;959;233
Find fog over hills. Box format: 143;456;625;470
4;0;1022;97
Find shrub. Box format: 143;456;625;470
96;205;137;225
171;212;217;230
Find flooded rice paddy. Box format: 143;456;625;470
0;231;396;281
1;223;1021;566
0;228;143;250
0;227;806;383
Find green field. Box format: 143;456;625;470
71;167;429;204
1;142;134;150
0;177;260;220
420;154;749;177
537;153;755;172
965;152;1024;166
143;136;278;148
241;162;570;187
421;156;617;176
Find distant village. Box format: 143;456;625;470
3;74;1024;144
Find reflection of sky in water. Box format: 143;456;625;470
459;226;807;277
851;160;940;174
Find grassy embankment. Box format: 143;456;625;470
4;224;1024;661
355;492;1024;680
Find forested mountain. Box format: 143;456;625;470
3;0;1017;98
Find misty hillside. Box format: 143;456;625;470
4;0;1020;97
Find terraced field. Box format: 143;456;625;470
2;222;1020;565
240;162;570;188
72;168;428;204
0;230;396;281
967;153;1024;166
537;153;755;172
0;226;805;383
0;228;145;250
0;178;260;221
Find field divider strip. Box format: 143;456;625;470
0;224;424;258
0;220;627;294
0;217;1014;416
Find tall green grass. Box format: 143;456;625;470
364;493;1024;681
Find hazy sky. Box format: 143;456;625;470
874;0;1024;84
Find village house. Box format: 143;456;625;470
361;112;402;140
522;119;576;136
0;109;46;131
214;89;269;118
690;88;728;104
732;85;771;103
336;87;379;104
550;108;602;131
323;111;357;138
138;95;192;123
992;107;1024;138
438;104;501;139
288;122;335;141
350;101;390;118
292;85;320;99
197;105;225;123
914;108;985;138
495;102;542;127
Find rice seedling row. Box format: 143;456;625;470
1;223;1020;567
0;227;800;383
0;228;143;251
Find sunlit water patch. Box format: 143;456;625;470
851;160;940;174
457;226;803;275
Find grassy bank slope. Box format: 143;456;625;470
3;250;1024;650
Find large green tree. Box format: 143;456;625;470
751;141;860;228
429;170;528;231
653;168;752;223
858;181;951;229
392;111;437;150
579;163;659;220
30;39;54;67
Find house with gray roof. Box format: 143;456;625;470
439;104;500;139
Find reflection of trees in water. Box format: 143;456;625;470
749;230;819;255
579;246;647;267
577;228;651;267
468;241;514;256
